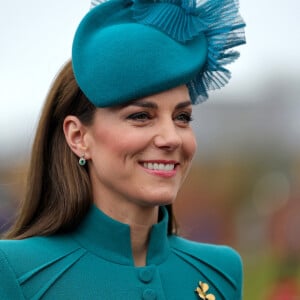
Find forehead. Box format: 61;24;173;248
120;85;191;108
94;85;192;118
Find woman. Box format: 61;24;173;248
0;0;246;299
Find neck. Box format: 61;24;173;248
130;222;152;266
94;199;159;266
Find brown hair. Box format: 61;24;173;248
5;61;176;239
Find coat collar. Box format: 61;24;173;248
72;205;171;266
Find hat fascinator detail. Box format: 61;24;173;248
90;0;105;9
130;0;246;103
131;0;207;42
90;0;245;103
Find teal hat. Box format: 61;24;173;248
72;0;245;107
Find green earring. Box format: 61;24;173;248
79;154;86;166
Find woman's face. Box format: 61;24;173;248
85;85;197;208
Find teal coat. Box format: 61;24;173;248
0;206;243;299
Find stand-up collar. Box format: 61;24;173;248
72;205;171;266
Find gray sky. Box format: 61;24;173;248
0;0;299;163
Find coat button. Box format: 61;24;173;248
142;288;157;300
138;266;155;283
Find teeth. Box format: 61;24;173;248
143;162;175;171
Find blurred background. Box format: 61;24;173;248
1;0;299;299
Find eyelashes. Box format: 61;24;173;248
127;112;151;122
126;111;193;124
175;112;193;123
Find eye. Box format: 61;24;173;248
175;112;193;124
126;112;152;122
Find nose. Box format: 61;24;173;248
153;119;182;151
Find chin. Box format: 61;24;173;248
139;191;178;207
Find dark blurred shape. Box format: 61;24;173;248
0;185;16;235
265;259;300;300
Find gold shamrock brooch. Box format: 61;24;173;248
195;281;216;300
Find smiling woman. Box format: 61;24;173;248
0;0;246;299
66;85;197;215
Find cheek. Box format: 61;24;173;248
183;132;197;159
88;127;148;157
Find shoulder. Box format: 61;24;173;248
0;235;82;299
0;235;80;271
169;235;243;299
169;235;243;269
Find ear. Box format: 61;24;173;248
63;116;89;159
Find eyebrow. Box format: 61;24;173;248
175;101;192;109
128;100;192;109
